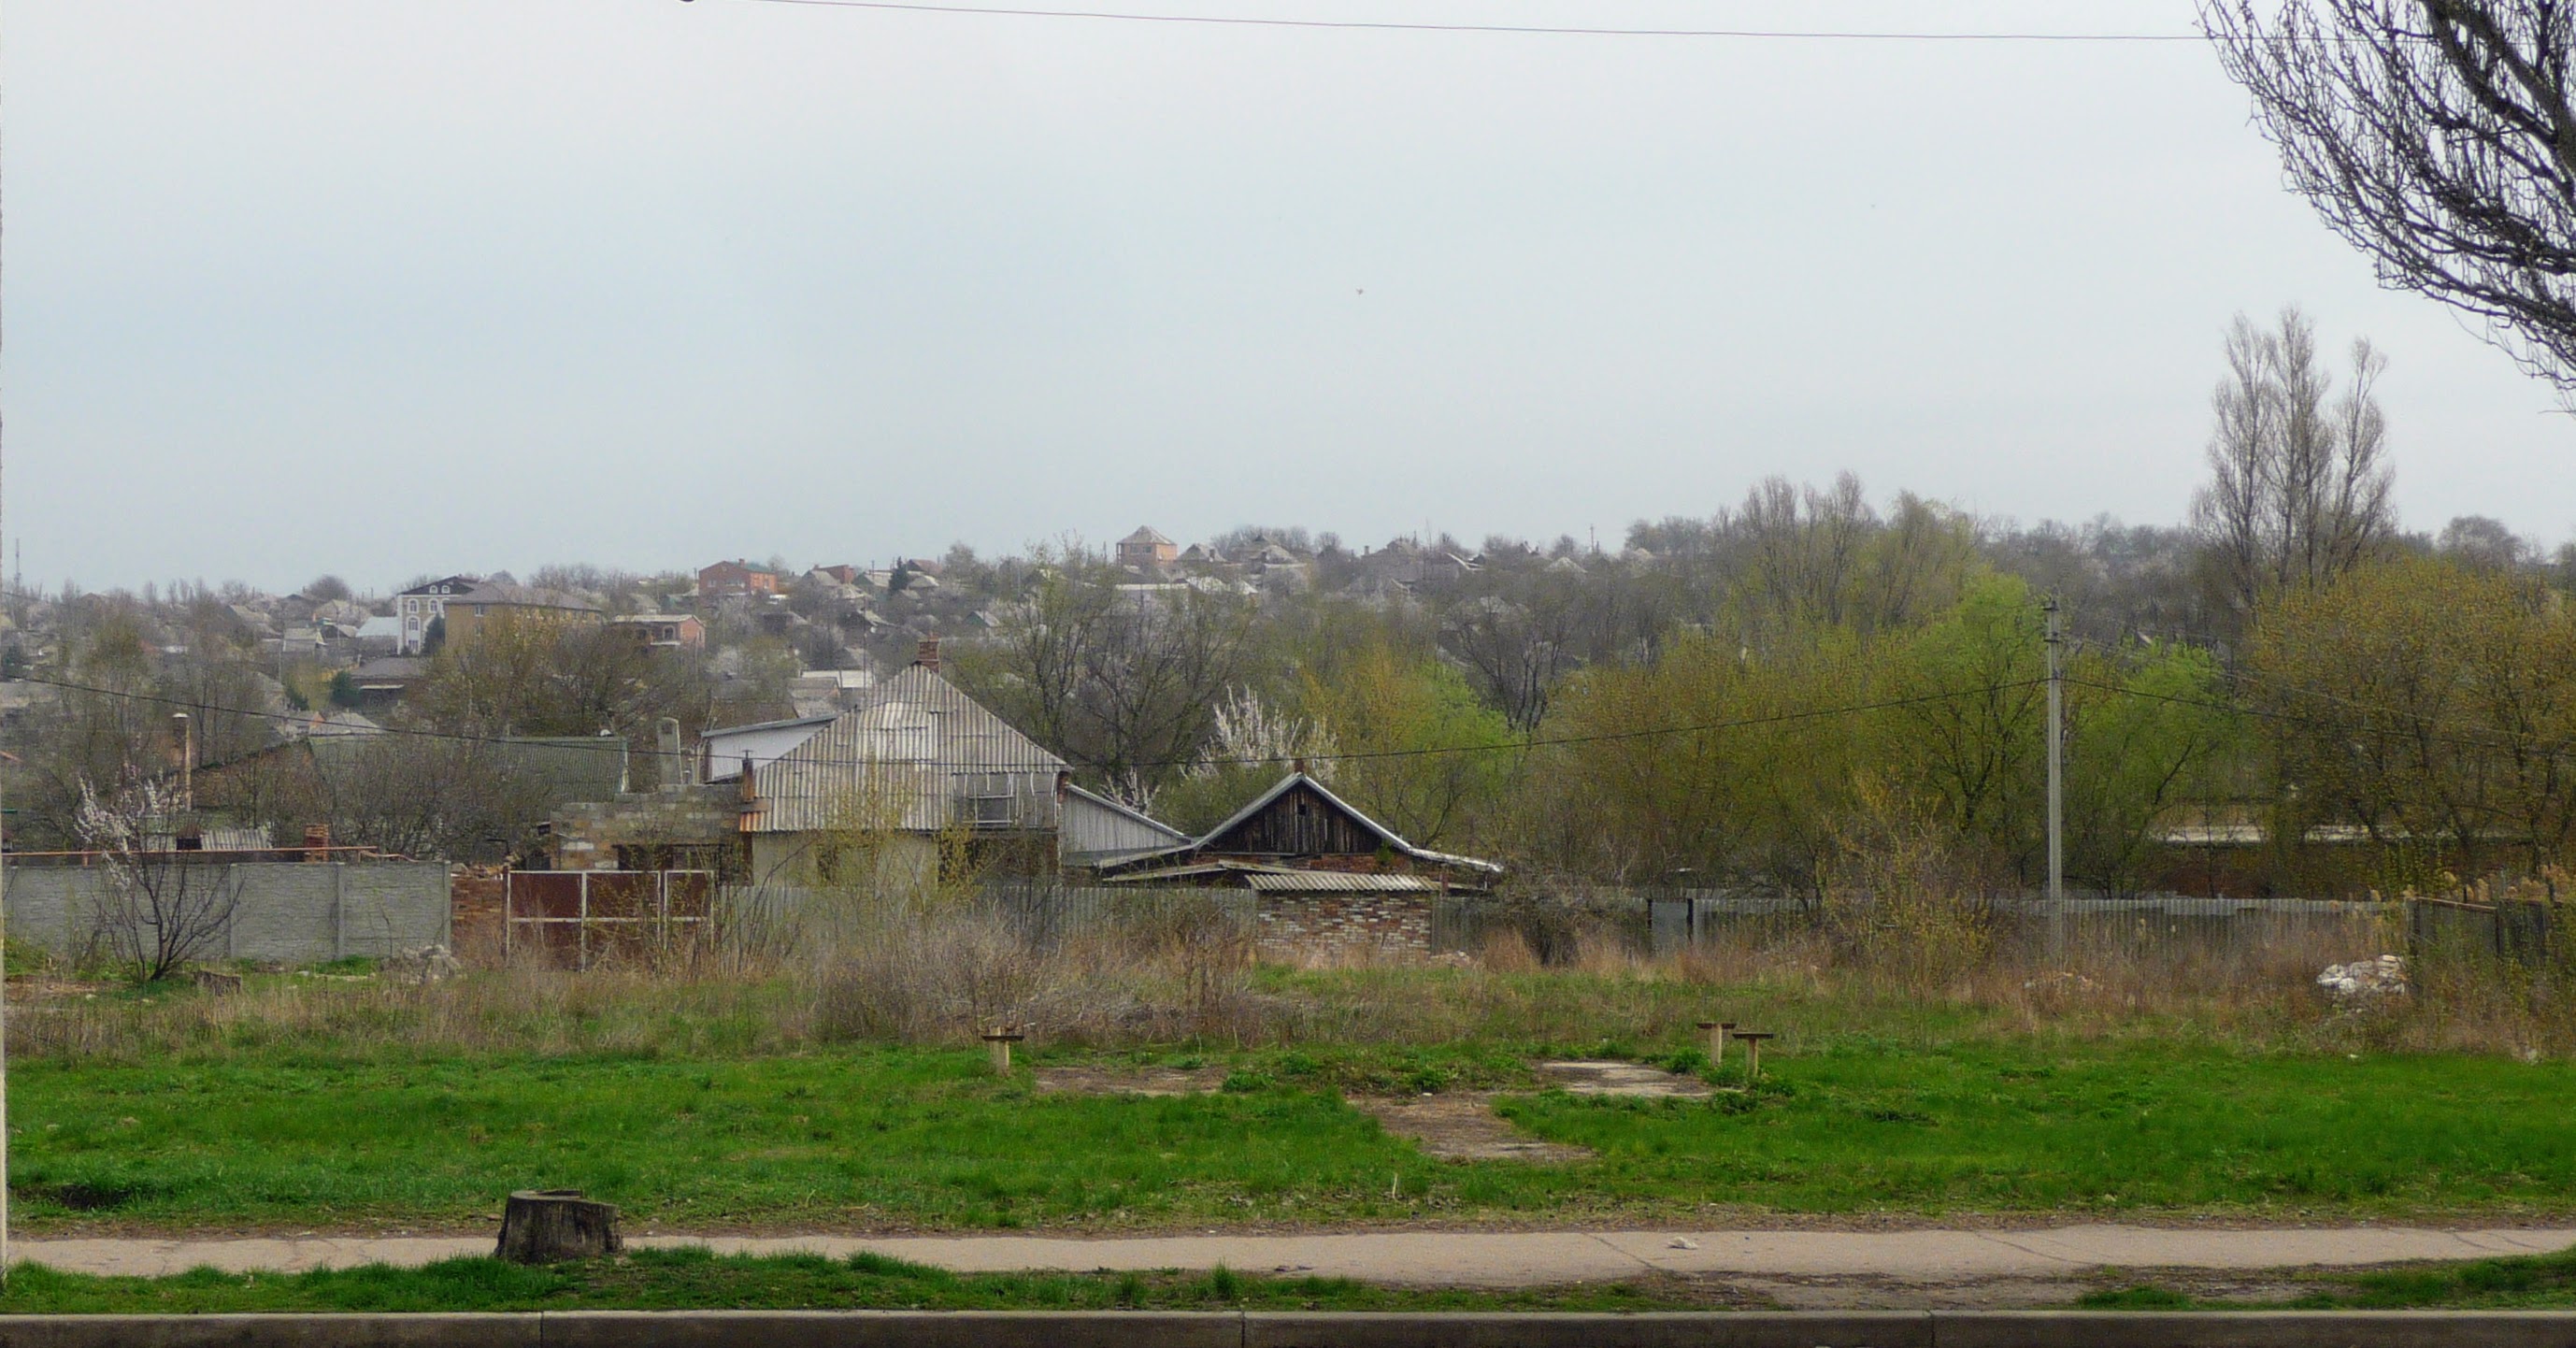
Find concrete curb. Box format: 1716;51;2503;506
0;1311;2567;1347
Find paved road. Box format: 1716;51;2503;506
14;1225;2574;1285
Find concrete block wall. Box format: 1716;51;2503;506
1254;893;1432;962
550;791;737;871
3;862;450;966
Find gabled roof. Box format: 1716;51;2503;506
741;665;1068;834
1121;772;1502;876
1122;525;1175;547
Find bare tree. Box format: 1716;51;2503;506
74;776;243;982
2190;308;2397;626
2204;0;2576;394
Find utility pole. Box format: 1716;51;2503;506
2043;597;2065;907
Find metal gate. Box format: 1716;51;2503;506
503;870;715;969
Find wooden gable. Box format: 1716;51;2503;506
1201;780;1395;860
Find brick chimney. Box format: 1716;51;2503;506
915;637;941;671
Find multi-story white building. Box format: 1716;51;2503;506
394;575;479;654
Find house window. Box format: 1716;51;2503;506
962;774;1018;827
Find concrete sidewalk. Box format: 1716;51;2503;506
14;1225;2574;1284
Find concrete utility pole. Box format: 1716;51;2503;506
2043;597;2065;906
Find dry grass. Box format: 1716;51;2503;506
8;882;2569;1063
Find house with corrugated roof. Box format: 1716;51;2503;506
711;654;1068;887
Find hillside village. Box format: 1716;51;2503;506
7;468;2576;965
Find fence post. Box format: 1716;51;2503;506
579;872;592;972
333;864;348;963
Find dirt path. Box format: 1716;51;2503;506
16;1225;2571;1300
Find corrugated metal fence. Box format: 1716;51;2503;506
693;880;2547;966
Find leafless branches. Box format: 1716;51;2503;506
2190;308;2397;624
2205;0;2576;393
73;776;244;982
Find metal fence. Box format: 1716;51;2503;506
2406;896;2559;964
504;870;715;969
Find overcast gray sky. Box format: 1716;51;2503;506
8;0;2570;593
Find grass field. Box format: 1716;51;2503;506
6;1242;2576;1315
0;1249;1689;1314
2085;1242;2576;1310
11;1033;2570;1232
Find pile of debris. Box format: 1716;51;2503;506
383;944;462;985
2316;954;2407;999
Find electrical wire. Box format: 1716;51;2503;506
8;669;2048;774
715;0;2212;42
2062;673;2576;768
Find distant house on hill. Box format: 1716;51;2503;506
1117;526;1178;570
438;582;604;647
394;575;479;655
698;560;780;600
608;613;706;652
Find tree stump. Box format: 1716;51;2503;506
495;1189;623;1264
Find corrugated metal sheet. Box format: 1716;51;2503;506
703;716;837;783
746;667;1066;835
1244;871;1446;894
1060;785;1190;866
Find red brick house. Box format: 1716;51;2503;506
698;561;780;599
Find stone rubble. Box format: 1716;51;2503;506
2316;954;2407;998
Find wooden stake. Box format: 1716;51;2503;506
982;1027;1025;1076
1732;1031;1774;1084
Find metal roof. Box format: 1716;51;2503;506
1160;772;1504;875
741;666;1067;834
1243;871;1447;894
702;715;837;783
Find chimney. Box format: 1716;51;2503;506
915;637;941;671
657;718;686;793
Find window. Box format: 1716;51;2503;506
961;773;1018;827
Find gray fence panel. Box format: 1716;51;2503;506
4;862;449;966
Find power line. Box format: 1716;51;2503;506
2063;673;2576;769
715;0;2212;42
9;668;2045;775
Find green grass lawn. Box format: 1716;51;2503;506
2085;1242;2576;1311
11;1037;2570;1232
0;1249;1693;1314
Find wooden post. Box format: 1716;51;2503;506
1696;1020;1732;1066
1733;1031;1774;1084
982;1027;1025;1076
495;1189;623;1264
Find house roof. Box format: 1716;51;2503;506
1064;783;1191;841
351;656;431;682
398;575;480;596
1122;525;1175;547
1117;772;1503;877
453;582;601;613
702;715;838;783
740;666;1068;834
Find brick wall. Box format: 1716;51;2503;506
451;865;506;954
1254;893;1432;963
